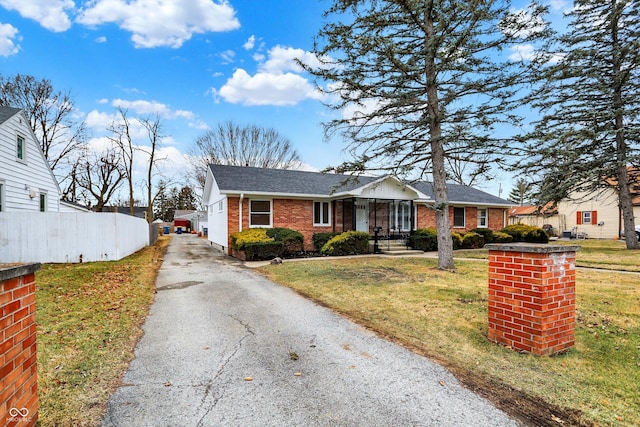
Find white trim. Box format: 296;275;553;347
453;206;466;228
477;208;488;228
249;198;272;228
16;133;26;163
313;200;331;226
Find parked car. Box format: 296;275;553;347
620;225;640;239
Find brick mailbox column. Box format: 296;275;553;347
485;243;580;356
1;263;41;427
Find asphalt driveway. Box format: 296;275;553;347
102;234;518;426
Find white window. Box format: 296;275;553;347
582;211;591;224
16;135;25;161
218;200;224;212
39;191;47;212
250;200;271;227
314;201;330;225
453;207;466;228
477;208;488;228
391;201;411;232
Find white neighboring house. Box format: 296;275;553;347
0;106;63;212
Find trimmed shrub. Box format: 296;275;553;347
408;228;438;251
312;232;341;251
243;241;285;261
266;228;304;255
500;224;549;244
451;232;463;250
461;232;485;249
469;228;494;244
321;231;370;256
231;228;273;250
492;231;514;243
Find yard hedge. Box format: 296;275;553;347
407;228;438;251
321;231;370;256
230;227;306;260
266;228;304;255
500;224;549;243
312;232;341;252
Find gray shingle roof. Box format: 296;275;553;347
210;164;379;196
0;106;21;125
209;164;511;206
412;182;512;206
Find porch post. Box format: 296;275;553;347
352;198;357;231
410;200;415;231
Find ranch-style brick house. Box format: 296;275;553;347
203;164;512;254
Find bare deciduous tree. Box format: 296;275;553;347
191;121;302;188
76;147;126;211
0;73;86;193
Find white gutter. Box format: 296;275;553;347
239;193;244;232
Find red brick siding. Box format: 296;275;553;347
487;249;576;356
416;205;506;232
1;270;38;427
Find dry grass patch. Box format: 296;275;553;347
257;257;640;427
35;236;170;426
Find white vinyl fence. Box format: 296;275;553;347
0;212;151;264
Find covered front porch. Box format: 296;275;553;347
335;197;416;239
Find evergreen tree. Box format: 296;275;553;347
304;0;548;269
508;178;534;205
519;0;640;249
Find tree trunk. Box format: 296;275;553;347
425;5;455;270
611;0;638;249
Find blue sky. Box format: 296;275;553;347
0;0;571;201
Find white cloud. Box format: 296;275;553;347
261;45;322;74
218;68;323;106
220;49;235;63
76;0;240;48
0;22;20;56
243;35;255;50
216;46;326;107
509;44;536;61
85;110;118;130
95;35;107;43
0;0;74;32
548;0;569;13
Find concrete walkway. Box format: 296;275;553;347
102;234;519;426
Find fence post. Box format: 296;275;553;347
1;263;41;426
485;243;580;356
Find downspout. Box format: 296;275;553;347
239;193;244;232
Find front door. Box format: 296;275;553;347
356;200;369;232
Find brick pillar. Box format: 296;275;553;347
1;263;41;427
485;243;579;356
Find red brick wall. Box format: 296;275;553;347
272;199;333;251
487;245;577;356
1;265;39;427
416;205;506;232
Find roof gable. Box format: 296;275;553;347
0;106;21;125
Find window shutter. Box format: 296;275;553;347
592;210;597;225
576;211;582;225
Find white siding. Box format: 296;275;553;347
203;171;229;251
0;111;61;212
557;189;620;239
